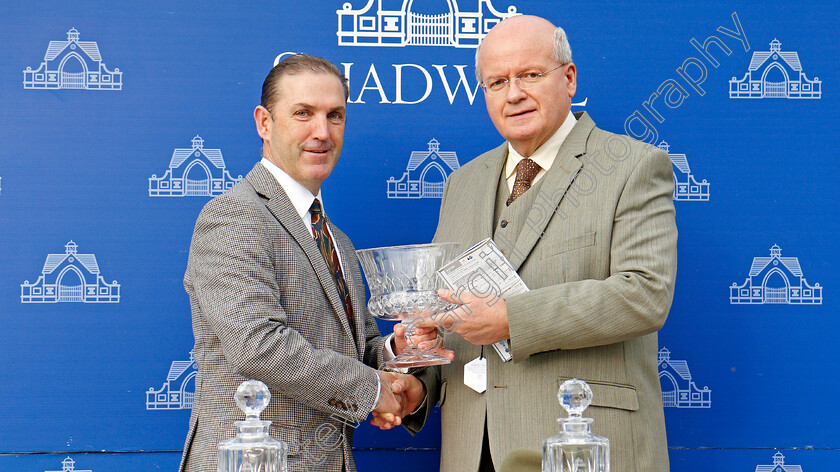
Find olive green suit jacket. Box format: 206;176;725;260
410;112;677;472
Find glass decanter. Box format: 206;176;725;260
542;378;610;472
218;380;288;472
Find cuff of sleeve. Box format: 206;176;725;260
372;376;382;414
382;334;409;373
383;333;396;361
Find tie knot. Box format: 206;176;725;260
506;158;542;206
515;158;541;181
309;198;323;215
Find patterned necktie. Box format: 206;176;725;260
310;199;353;321
506;157;542;206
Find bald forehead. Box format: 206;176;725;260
485;16;554;46
478;15;555;60
490;15;555;36
479;15;555;62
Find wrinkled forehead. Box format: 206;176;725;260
478;33;554;77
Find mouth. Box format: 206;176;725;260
507;109;534;119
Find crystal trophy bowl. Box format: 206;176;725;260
218;380;288;472
542;378;610;472
356;242;461;368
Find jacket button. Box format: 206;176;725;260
500;220;508;228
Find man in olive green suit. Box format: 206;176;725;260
407;15;677;472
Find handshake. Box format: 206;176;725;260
370;323;454;430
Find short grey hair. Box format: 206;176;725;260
475;26;573;81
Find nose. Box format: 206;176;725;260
506;79;527;102
310;115;330;141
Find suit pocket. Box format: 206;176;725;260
558;377;639;411
540;232;596;260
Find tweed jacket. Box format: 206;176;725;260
179;163;386;472
410;112;677;472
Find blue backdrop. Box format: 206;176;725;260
1;1;838;471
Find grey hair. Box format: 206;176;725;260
475;25;573;81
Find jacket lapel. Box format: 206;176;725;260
246;164;358;347
475;143;508;239
508;112;595;270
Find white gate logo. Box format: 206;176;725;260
146;350;197;410
658;348;711;408
45;457;93;472
730;245;822;304
730;39;821;99
387;138;460;199
23;28;122;90
754;452;804;472
658;141;709;201
21;241;120;303
337;0;519;48
149;136;243;197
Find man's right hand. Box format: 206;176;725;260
371;371;404;430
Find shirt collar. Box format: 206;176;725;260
505;110;577;180
260;158;323;223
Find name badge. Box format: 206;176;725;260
464;356;487;393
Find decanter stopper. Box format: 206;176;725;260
236;379;271;421
218;380;288;472
558;378;592;418
542;378;610;472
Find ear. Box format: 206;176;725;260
564;62;577;98
254;106;272;140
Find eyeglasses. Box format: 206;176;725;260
480;64;566;93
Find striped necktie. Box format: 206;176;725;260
310;199;353;321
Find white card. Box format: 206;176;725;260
438;238;527;362
464;356;487;393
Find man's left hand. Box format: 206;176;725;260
391;323;455;361
436;288;510;345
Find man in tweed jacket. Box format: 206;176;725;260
407;16;678;472
179;54;425;472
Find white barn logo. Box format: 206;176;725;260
337;0;519;48
21;241;120;303
387;138;460;198
45;457;93;472
658;141;709;201
149;136;243;197
754;451;804;472
658;348;711;408
146;350;197;410
730;39;821;99
730;245;822;304
23;28;122;90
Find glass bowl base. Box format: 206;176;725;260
385;351;452;369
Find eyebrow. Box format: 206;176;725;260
291;103;346;113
